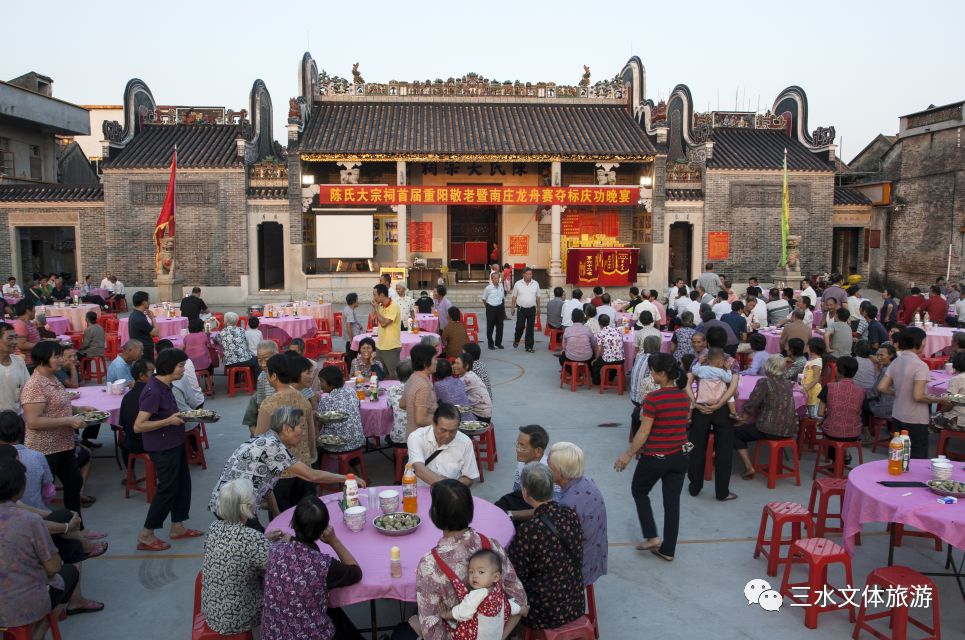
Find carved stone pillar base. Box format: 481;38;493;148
770;268;802;288
155;278;183;303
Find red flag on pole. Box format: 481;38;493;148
154;147;176;272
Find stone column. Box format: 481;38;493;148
396;161;408;268
550;161;563;284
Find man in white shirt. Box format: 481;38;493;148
712;291;732;319
800;281;817;307
560;289;583;328
244;316;264;354
955;296;965;326
407;403;479;487
685;290;702;318
510;268;540;353
666;278;691;303
765;289;792;326
633;292;660;327
745;296;767;329
595;293;618;327
2;277;22;297
480;271;506;350
0;322;30;412
99;271;114;292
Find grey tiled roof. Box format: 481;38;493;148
707;128;832;171
106;124;244;169
0;184;103;202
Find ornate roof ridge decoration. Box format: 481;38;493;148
102;78;156;148
314;69;626;100
249;159;288;185
299;153;655;163
772;86;836;150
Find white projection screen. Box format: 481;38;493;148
315;214;373;258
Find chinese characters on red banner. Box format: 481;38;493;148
565;247;639;286
707;232;729;260
408;221;432;252
508;235;529;256
317;185;639;206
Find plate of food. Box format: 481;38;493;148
65;391;80;400
178;409;220;423
459;420;489;435
926;479;965;497
316;410;349;424
373;512;421;537
77;410;110;425
316;433;348;447
453;404;474;415
944;393;965;407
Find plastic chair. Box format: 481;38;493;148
104;333;120;360
852;566;941;640
2;612;62;640
808;478;860;543
237;316;248;330
779;538;856;629
367;313;377;331
936;428;965;461
469;423;498;472
703;432;715;481
598;363;626;395
462;312;480;334
197;369;214;397
751;438;800;489
125;453;156;502
920;355;947;370
80;356;107;383
812;438;864;479
322;358;348;376
321;449;369;484
522;616;596;640
316;317;331;334
753;501;815;577
185;429;207;469
333;312;343;336
797;417;820;453
548;327;564;351
868;416;893;453
891;523;943;551
534;313;543;332
585;583;599;639
226;366;254;398
393;446;408;483
193;571;253;640
560;361;591;392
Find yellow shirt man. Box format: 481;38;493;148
376;300;402;350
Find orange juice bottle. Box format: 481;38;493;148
887;433;904;476
402;463;418;513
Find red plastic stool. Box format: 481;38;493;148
704;432;715;481
779;538;856;629
598;364;626;395
125;453;156;502
852;565;941;640
3;612;62;640
560;361;591;392
322;449;369;484
920;355;947;370
185;429;207;469
813;439;864;479
534;313;543;332
470;423;497;471
752;438;801;489
868;417;893;453
585;583;599;639
105;333;120;360
522;616;596;640
323;358;348;376
316;334;333;356
226;366;254;397
333;312;343;336
548;328;564;351
936;428;965;461
808;478;860;544
471;437;486;483
197;422;209;449
393;446;408;483
754;501;815;577
797;416;820;453
80;356;107;383
316;317;331;334
193;572;253;640
196;369;214;397
892;524;943;552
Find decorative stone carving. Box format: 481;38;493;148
289;97;300;118
666;162;702;183
156;237;175;278
302;184;319;213
785;235;801;272
651;100;668;125
352;63;364;85
131;182;218;205
686;148;708;167
811;126;836;147
338;162;361;184
594;163;618;185
579;65;591;87
103;120;124;143
755;111;787;130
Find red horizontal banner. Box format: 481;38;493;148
565;247;639;286
316;185;638;206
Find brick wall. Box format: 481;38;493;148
103;168;248;288
0;204;105;282
881;128;965;292
0;210;10;277
703;169;834;281
77;205;107;278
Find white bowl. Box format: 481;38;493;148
343;505;367;532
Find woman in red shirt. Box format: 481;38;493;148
614;353;689;561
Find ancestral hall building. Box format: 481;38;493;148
0;54;850;302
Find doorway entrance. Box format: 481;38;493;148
668;221;693;286
448;205;499;281
832;228;860;277
17;226;76;282
257;221;285;290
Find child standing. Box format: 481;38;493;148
688;348;738;418
803;338;826;418
442;548;521;640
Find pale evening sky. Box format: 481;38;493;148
4;0;962;163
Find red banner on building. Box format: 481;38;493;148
565;247;639;286
707;232;729;260
508;235;529;256
408;221;432;252
317;185;638;206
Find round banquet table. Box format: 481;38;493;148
257;316;318;343
923;326;958;356
44;304;101;332
4;295;22;306
70;384;126;426
342;379;400;438
413;313;439;333
118;316;188;345
841;459;964;555
292;302;334;326
621;331;674;371
928;369;954;396
265;486;515;607
43;316;71;335
351;331;441;360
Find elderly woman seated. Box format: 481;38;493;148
262;496;363;640
315;365;365;454
548;442;608;587
508;463;585;634
202;478;285;636
214;312;260;382
432;358;476;421
348;337;384;381
733;354;799;479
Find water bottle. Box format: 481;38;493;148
899;430;911;472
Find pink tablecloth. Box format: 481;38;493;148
265;487;515;607
351;331;441;360
734;375;806;414
258;316;317;343
841;459;965;555
346;380;400;437
4;295;22;305
621;331;674;371
928;370;954;396
923;327;958;356
44;304;100;332
414;313;439;333
44;316;71;335
118;316;188;345
70;385;126;426
293;303;333;327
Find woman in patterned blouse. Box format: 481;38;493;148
214;312;260;383
669;312;699;363
348;337;385;381
262;496;363;640
316;365;365;454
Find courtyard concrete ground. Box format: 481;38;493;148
59;302;963;640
